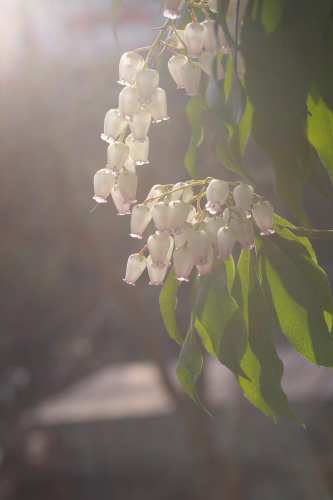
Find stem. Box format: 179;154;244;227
139;245;148;254
283;227;333;239
133;46;152;53
143;180;208;205
144;18;173;69
161;40;180;57
170;24;188;52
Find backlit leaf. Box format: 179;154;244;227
159;268;183;346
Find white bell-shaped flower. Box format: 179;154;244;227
206;179;230;214
181;62;201;96
233;183;254;216
196;244;214;276
93;168;116;203
237;218;255;250
208;0;218;13
223;206;247;237
163;0;186;19
117;169;138;205
168;55;188;89
152;201;173;235
123;253;147;286
148;234;171;269
101;109;127;143
173;245;194;281
166;30;186;49
147;255;168;285
169;200;191;235
145;88;169;123
122;157;136;173
188;230;210;266
198;53;225;80
206;216;225;250
136;69;159;105
125;133;149;165
129;107;151;142
107;142;129;176
130;204;152;239
118;52;144;86
145;185;169;209
186;205;196;223
171;182;193;202
201;20;227;54
118;86;141;122
185;22;205;58
174;222;193;248
111;185;131;215
252;201;275;235
217;226;237;261
191;212;210;226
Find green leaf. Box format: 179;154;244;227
159;268;183;346
110;0;123;47
259;0;283;34
273;214;317;262
176;327;211;417
232;249;276;421
225;70;247;127
256;233;333;368
195;258;250;379
247;251;303;425
184;98;204;179
238;98;254;154
217;0;237;49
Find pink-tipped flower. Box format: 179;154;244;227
152;201;173;236
252;201;275;235
186;205;196;223
207;0;218;13
130;204;152;239
107;142;129;176
173;245;194;281
168;55;188;89
111;185;131;215
181;62;201;96
198;53;225;80
101;109;127;143
206;216;225;250
233;183;254;216
166;30;186;49
188;230;211;266
118;86;141;122
163;0;186;19
217;226;237;261
117;169;138;205
147;255;169;285
148;234;172;269
185;22;205;59
196;244;214;276
237;218;255;250
205;179;230;214
201;20;227;54
174;222;193;248
145;88;169;123
136;69;159;105
93;168;116;203
123;253;147;286
169;200;191;235
129;107;151;142
125;133;149;165
118;52;144;87
145;185;170;209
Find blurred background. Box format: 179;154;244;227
1;0;333;499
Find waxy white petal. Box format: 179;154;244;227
147;255;168;285
111;185;131;215
165;30;186;49
125;133;149;165
117;170;138;205
196;245;214;276
129;107;151;142
173;245;194;281
198;52;225;80
174;222;193;248
181;62;201;96
163;0;186;19
101;109;127;143
168;55;188;89
206;216;225;250
169;200;191;234
188;230;211;266
136;69;159;105
202;20;227;53
130;204;152;239
186;205;197;223
118;86;141;122
118;52;144;87
252;201;275;235
217;226;237;261
145;185;170;209
148;234;171;269
123;253;147;286
152;201;173;235
107;142;129;176
145;88;169;123
93;168;116;203
233;183;254;215
205;179;230;214
185;22;204;58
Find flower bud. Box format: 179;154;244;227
173;245;194;281
198;53;225;80
237;218;255;250
147;255;169;285
174;222;193;248
123;253;147;286
169;200;191;234
206;216;225;250
145;185;170;209
205;179;230;214
217;226;237;261
208;0;218;13
188;230;210;266
152;201;173;235
252;201;275;235
168;55;188;89
118;86;141;122
165;30;186;49
148;234;171;268
196;244;214;276
117;169;138;205
185;22;204;58
107;142;129;175
93;168;116;203
118;52;144;87
129;107;151;143
233;183;254;216
130;204;152;239
101;109;127;143
145;88;169;123
186;205;196;223
163;0;186;19
181;62;201;96
125;133;149;165
136;69;159;105
111;185;131;215
201;20;227;54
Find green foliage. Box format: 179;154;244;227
184;98;204;179
160;268;183;346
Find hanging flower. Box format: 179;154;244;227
198;52;225;80
111;185;131;215
129;107;151;142
181;62;201;96
118;52;144;87
233;183;254;216
168;55;188;89
252;201;275;235
145;88;169;123
123;253;147;285
217;226;237;261
205;179;230;214
148;234;173;269
163;0;186;19
130;204;152;239
101;109;127;143
125;134;149;165
117;169;138;205
93;168;116;203
185;22;205;59
107;142;129;176
173;245;194;281
136;69;160;105
118;86;141;122
196;245;214;276
188;230;211;266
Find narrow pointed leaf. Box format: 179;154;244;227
110;0;123;47
159;268;183;346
